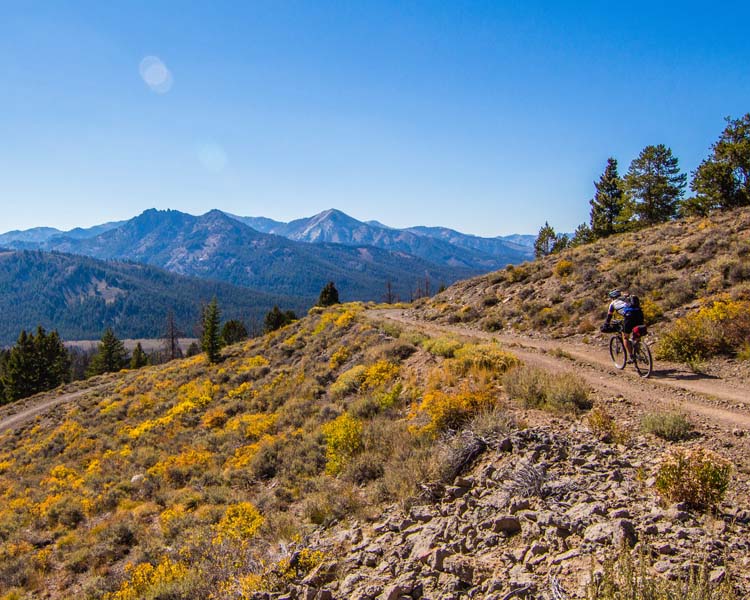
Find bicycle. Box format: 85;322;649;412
605;321;653;378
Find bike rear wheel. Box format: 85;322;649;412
609;336;626;370
633;341;653;378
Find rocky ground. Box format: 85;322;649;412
262;425;750;600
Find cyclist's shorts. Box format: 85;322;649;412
623;313;644;334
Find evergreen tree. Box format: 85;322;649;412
589;158;625;238
130;342;149;369
201;298;222;363
534;222;557;258
185;341;201;357
689;113;750;214
87;328;129;376
34;327;70;390
263;306;297;333
624;144;686;225
221;320;248;345
2;330;37;402
569;222;593;247
551;234;569;254
2;327;70;402
317;281;340;307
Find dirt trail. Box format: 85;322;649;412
372;309;750;431
0;388;101;434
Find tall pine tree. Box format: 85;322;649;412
624;144;686;225
534;222;557;258
87;328;129;376
589;158;625;238
689;113;750;214
1;327;70;403
201;298;222;363
317;282;340;307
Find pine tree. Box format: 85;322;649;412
87;328;129;376
2;327;70;402
690;113;750;214
130;342;149;369
589;158;625;238
534;222;557;258
318;281;340;307
201;298;222;363
2;330;37;402
263;306;297;333
221;320;248;345
569;222;593;247
34;328;70;390
624;145;686;225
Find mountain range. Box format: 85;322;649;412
0;208;534;341
1;208;533;298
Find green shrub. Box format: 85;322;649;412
421;337;463;358
503;365;591;412
450;344;519;376
587;545;737;599
641;411;694;441
655;447;731;510
329;365;366;398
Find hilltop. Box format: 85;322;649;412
410;206;750;342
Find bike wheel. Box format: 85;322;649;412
633;341;653;378
609;336;626;370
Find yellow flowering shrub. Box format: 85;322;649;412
413;382;496;436
224;413;277;439
201;407;228;429
43;465;84;491
148;449;213;484
656;299;750;361
361;360;399;391
328;347;351;370
321;413;363;475
104;556;188;600
223;434;276;470
212;502;264;544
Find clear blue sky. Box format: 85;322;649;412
1;1;748;236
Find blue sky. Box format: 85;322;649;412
1;1;748;236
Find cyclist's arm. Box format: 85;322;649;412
604;301;616;324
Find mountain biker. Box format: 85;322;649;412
601;289;644;361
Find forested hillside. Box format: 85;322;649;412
7;209;477;301
0;250;305;344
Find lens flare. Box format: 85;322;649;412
139;56;173;94
196;143;228;173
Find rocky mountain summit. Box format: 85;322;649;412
273;425;749;599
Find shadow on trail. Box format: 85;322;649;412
650;368;720;381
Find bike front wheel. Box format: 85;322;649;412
609;336;626;370
633;341;653;378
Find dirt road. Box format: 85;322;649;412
0;386;105;434
371;309;750;431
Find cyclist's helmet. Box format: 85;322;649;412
608;289;621;299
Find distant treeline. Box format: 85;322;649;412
0;250;310;345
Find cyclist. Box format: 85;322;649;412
601;289;644;361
